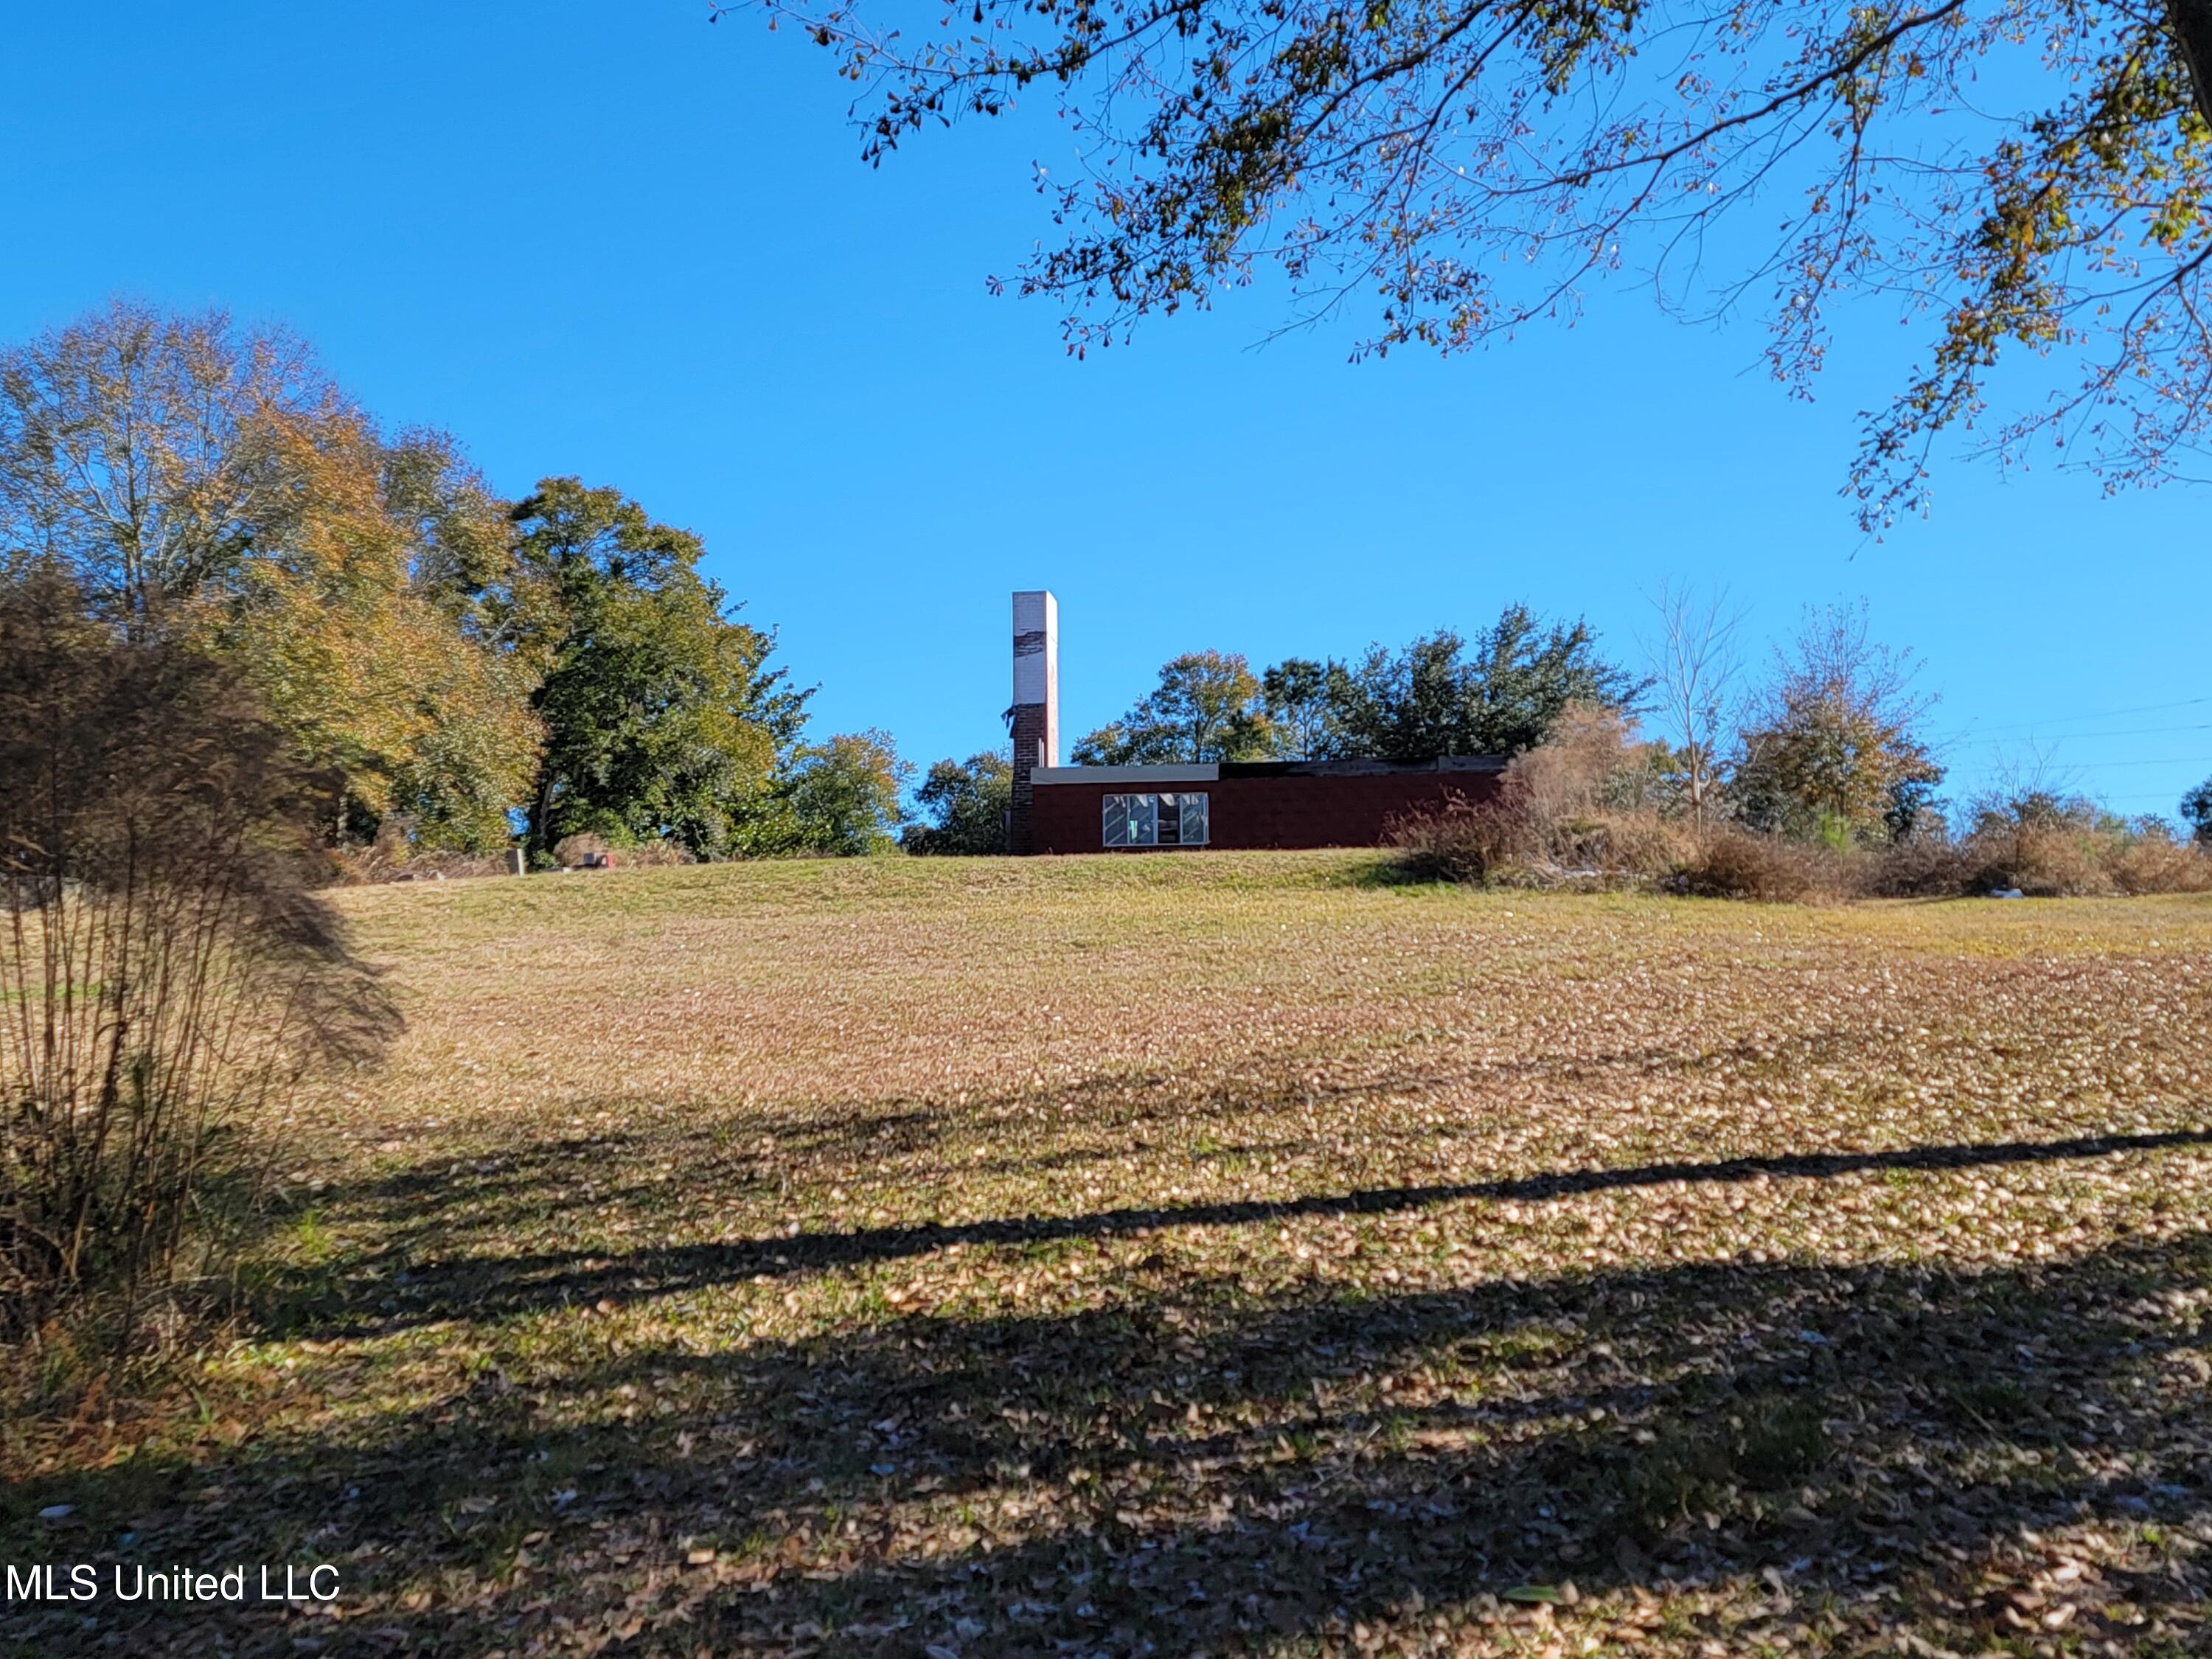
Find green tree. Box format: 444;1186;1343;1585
1730;602;1943;844
768;730;911;856
1324;607;1642;760
2183;778;2212;846
902;751;1012;855
1260;657;1336;759
507;479;808;860
754;0;2212;524
1072;650;1273;764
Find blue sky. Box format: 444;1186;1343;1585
5;2;2207;820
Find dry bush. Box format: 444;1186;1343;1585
2109;826;2212;895
1950;792;2209;899
1507;703;1627;826
399;849;515;880
1;571;396;1343
1978;824;2116;898
1507;706;1694;882
330;838;515;885
1390;705;2212;906
1858;830;1973;898
1537;811;1692;882
1856;807;2211;901
1389;708;1697;888
333;848;516;883
1385;792;1523;884
552;832;613;868
1680;827;1848;904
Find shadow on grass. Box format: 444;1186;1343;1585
263;1126;2212;1337
7;1222;2208;1655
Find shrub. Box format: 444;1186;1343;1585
0;571;395;1343
1859;827;1973;898
1680;826;1847;903
553;832;613;867
1385;791;1523;884
1387;708;1694;887
1918;790;2212;898
1507;703;1632;825
332;846;547;883
2108;821;2212;895
1976;822;2115;898
1539;811;1692;881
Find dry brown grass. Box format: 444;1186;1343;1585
4;853;2209;1657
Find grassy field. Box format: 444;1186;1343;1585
5;852;2211;1657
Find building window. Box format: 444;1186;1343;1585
1102;793;1209;848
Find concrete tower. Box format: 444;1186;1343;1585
1009;590;1058;855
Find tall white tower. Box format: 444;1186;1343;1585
1009;590;1058;853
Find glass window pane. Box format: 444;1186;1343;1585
1157;794;1182;845
1102;794;1130;848
1178;793;1209;845
1128;794;1158;846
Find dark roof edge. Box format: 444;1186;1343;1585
1216;755;1509;779
1030;755;1510;785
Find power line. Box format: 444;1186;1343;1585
1950;754;2212;773
1932;694;2211;740
1941;720;2212;749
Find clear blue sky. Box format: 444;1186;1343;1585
5;2;2206;820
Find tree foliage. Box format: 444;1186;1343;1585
0;304;541;852
903;751;1013;855
1072;611;1638;768
754;729;912;855
0;304;838;866
1073;650;1274;763
0;299;328;633
1260;657;1338;760
209;408;541;848
743;0;2212;521
1731;602;1943;843
504;479;809;860
1320;607;1643;759
2183;776;2212;844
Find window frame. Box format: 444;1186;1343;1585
1102;791;1209;849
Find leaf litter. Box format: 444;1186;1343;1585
3;852;2208;1656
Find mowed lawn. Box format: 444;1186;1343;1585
7;854;2212;1657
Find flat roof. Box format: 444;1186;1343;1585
1031;755;1507;786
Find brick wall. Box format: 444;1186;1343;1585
1008;706;1049;855
1029;768;1503;854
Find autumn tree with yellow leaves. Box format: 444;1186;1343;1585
0;300;813;862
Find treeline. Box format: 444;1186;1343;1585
1069;606;1639;767
929;594;2212;890
0;301;908;870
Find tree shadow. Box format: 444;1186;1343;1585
262;1125;2212;1337
9;1213;2208;1653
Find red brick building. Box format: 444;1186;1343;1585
1026;757;1505;853
1006;591;1506;855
